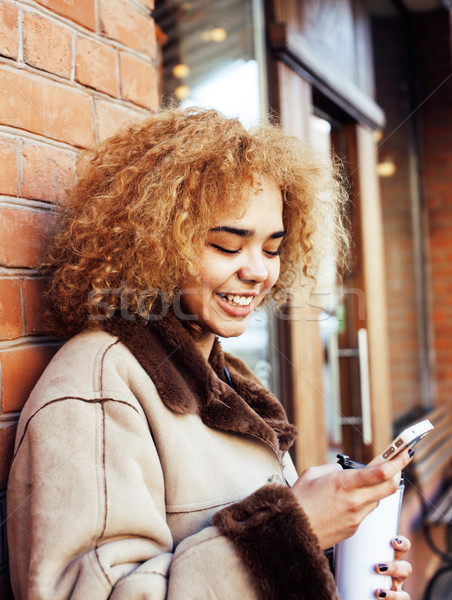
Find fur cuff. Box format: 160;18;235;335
212;484;339;600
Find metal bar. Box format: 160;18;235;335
328;332;343;444
358;328;372;444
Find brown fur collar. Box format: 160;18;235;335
104;315;297;457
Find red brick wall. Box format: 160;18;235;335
0;0;158;594
371;16;423;418
373;9;452;421
413;10;452;411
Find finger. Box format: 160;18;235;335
375;560;412;582
366;448;414;483
357;463;400;488
392;536;411;560
375;589;410;599
350;467;402;505
357;451;413;502
380;448;415;478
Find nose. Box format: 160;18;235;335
238;251;268;284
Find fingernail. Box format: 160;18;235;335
378;592;387;598
408;448;415;458
378;563;388;572
395;536;403;545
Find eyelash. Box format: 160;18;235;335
210;243;281;257
210;243;239;254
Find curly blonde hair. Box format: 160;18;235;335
44;106;349;335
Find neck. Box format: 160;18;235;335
172;314;216;360
194;332;216;360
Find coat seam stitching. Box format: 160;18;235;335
166;500;235;515
95;401;113;586
113;570;168;588
99;339;121;395
12;396;141;461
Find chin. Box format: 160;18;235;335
204;317;250;340
216;323;250;339
218;330;246;339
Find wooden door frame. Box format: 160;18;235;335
267;60;393;470
351;124;393;456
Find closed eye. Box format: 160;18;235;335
265;249;281;257
210;243;240;254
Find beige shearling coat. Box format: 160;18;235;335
7;315;339;600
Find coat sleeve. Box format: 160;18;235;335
7;396;338;600
212;484;340;600
7;396;255;600
7;396;174;600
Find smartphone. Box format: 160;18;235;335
367;418;434;466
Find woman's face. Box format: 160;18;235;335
180;177;284;357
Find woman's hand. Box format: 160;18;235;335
374;536;412;599
291;449;413;550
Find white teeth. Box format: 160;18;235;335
224;294;253;306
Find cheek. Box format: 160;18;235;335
197;255;232;291
267;259;281;288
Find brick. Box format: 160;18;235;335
0;1;17;59
95;98;143;141
0;66;95;147
119;52;158;109
0;278;22;340
0;343;59;412
23;12;71;79
23;278;52;335
76;37;119;97
0;421;16;487
35;0;95;31
100;0;157;57
21;141;75;203
0;137;17;196
0;206;56;268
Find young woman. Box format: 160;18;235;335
7;107;412;599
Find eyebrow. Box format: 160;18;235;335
209;226;286;239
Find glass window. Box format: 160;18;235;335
154;0;279;393
154;0;266;126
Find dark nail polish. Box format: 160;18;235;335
408;448;415;458
378;563;388;572
378;592;387;598
395;536;403;545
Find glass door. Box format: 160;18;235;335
310;113;371;464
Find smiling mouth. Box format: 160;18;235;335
217;293;254;307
